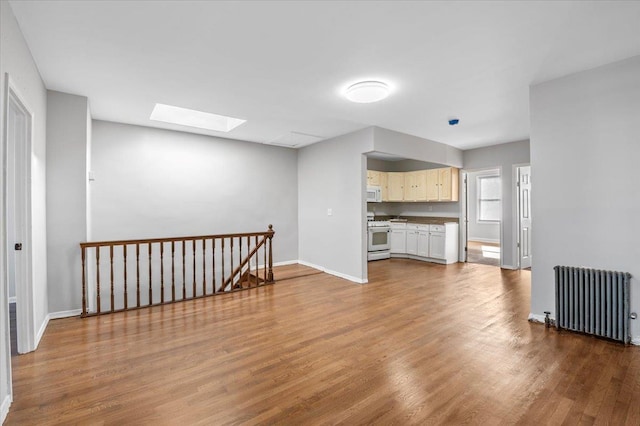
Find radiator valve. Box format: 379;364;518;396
544;311;551;328
631;312;638;320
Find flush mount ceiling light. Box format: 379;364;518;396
150;103;246;132
344;81;390;103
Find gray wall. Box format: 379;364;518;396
0;0;49;415
90;121;299;262
298;128;374;282
373;127;464;168
467;169;501;243
46;91;90;313
530;55;640;342
463;140;530;268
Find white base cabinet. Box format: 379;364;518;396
390;222;459;264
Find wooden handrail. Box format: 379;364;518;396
80;225;275;317
80;228;275;248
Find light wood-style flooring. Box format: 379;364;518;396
6;260;640;424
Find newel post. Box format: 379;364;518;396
81;244;87;317
267;224;274;282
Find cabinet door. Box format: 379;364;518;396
414;170;428;201
429;232;446;259
379;172;389;201
390;229;407;254
367;170;381;186
388;172;405;201
406;230;418;255
403;171;416;201
417;231;429;257
437;167;459;202
426;169;440;201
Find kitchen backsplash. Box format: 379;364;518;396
367;201;459;218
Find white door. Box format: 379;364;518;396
5;81;34;354
517;166;532;269
429;232;446;259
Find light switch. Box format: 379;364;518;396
327;208;333;216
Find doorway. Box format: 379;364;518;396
462;169;502;267
3;75;35;355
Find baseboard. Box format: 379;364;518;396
252;259;299;268
273;260;299;267
34;309;82;349
468;238;500;244
1;391;12;424
297;260;367;284
48;309;82;320
35;314;50;349
528;313;554;323
8;296;16;304
501;264;518;270
631;337;640;346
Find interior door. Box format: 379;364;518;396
6;82;34;354
518;166;532;269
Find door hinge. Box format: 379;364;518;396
15;243;22;251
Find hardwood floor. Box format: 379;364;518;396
466;241;501;267
6;260;640;424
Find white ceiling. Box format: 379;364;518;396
9;1;640;150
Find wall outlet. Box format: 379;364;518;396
327;208;332;216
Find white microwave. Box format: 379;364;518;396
367;186;382;202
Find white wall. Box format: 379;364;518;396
298;128;374;282
46;91;90;313
463;140;530;268
467;169;501;243
373;127;464;168
91;120;298;261
0;0;49;418
530;55;640;342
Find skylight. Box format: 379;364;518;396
150;104;246;132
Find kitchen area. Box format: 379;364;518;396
366;156;460;266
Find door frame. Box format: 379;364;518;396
513;163;531;269
459;167;503;267
3;73;36;355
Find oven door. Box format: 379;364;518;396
368;226;390;251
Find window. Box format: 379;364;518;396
477;175;501;222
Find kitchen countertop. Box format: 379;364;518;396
374;216;459;225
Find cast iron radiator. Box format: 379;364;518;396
554;266;632;344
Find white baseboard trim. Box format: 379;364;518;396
34;309;82;349
273;260;299;267
1;394;12;425
297;260;367;284
500;264;518;270
252;259;299;269
35;315;50;349
528;313;552;323
468;238;500;244
8;296;16;304
631;337;640;346
49;309;82;320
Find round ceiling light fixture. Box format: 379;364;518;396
344;81;390;103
